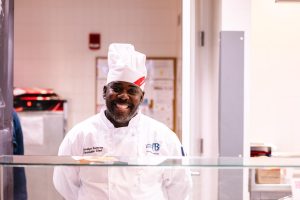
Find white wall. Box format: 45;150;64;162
14;0;180;131
249;0;300;153
221;0;300;155
221;0;251;31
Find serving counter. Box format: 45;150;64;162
1;156;299;200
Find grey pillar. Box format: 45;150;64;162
0;0;14;199
218;31;244;200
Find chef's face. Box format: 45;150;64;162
103;81;144;127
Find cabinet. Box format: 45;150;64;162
17;111;66;200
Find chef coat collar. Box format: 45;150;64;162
100;106;141;129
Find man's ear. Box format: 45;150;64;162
140;91;145;104
103;85;107;100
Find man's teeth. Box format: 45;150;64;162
116;104;128;109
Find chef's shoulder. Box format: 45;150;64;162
140;114;178;140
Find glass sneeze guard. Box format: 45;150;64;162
1;155;300;167
2;155;300;200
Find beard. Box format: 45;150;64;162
105;99;139;124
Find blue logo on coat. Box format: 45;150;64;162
146;143;160;154
152;143;160;151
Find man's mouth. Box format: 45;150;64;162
115;103;130;111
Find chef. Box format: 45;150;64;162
53;43;192;200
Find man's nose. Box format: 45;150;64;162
117;91;129;100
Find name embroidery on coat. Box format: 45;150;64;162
83;146;103;154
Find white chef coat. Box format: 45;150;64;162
53;109;192;200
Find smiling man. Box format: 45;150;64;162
104;81;143;127
53;43;192;200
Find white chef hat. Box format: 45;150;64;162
107;43;147;90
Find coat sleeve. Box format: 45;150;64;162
53;132;81;200
162;133;193;200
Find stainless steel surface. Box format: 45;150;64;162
219;31;245;200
